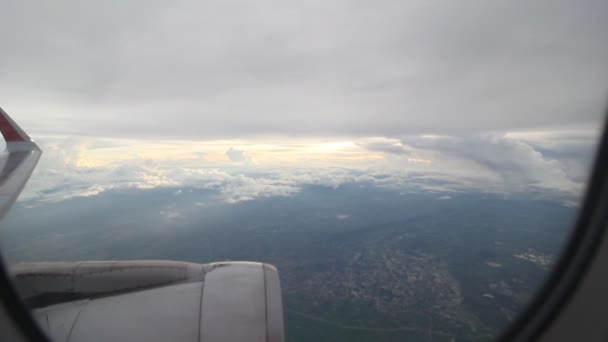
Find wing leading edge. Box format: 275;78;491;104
0;107;41;221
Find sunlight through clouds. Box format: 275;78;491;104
17;130;596;208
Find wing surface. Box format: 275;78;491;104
12;261;284;342
0;107;41;220
0;109;285;342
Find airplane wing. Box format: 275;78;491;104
0;108;285;342
0;107;41;221
12;261;284;342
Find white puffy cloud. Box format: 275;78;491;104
225;147;252;163
395;133;586;199
16;130;597;207
181;169;299;203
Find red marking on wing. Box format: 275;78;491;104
0;113;25;141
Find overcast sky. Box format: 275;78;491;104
1;1;607;207
1;0;607;139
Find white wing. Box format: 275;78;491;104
0;107;41;220
13;261;284;342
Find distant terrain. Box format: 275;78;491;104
0;183;575;341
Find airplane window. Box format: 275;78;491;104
0;1;606;341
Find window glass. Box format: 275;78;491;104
1;1;606;341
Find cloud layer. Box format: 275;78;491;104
1;0;606;139
19;130;597;207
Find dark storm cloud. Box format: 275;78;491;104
1;0;607;138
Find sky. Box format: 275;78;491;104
1;0;607;207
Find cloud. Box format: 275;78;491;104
160;209;184;220
184;169;299;203
358;139;409;155
16;129;596;207
225;147;252;163
400;134;584;198
438;195;452;200
505;129;601;183
0;1;606;139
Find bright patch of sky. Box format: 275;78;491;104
19;128;599;207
